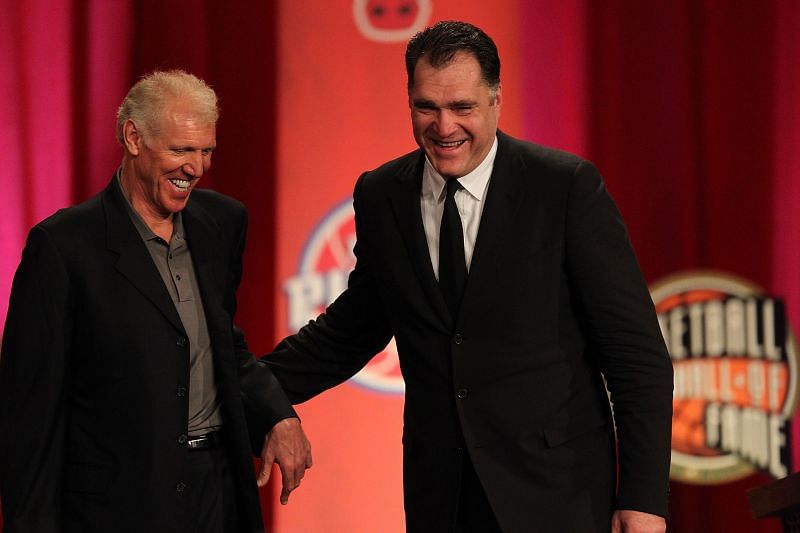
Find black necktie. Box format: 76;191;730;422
439;179;468;319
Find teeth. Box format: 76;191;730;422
170;179;191;190
436;140;466;148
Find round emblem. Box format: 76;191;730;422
650;270;798;484
284;199;405;394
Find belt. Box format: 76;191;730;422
186;431;222;451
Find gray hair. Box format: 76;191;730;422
116;70;219;145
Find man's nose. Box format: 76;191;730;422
434;110;458;137
182;153;205;178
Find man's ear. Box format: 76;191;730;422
122;120;143;156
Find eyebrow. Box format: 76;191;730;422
169;145;216;151
412;98;478;108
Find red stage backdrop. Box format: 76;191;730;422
1;1;800;532
580;2;798;531
271;1;522;530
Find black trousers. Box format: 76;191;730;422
181;445;241;533
455;451;503;533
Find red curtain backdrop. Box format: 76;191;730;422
2;1;799;532
578;2;797;532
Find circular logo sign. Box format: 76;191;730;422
650;270;799;484
353;0;432;43
283;199;405;394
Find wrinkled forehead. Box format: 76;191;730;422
161;96;215;122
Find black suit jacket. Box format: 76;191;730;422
260;132;673;532
0;178;294;533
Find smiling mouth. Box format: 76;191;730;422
433;139;467;148
169;178;192;191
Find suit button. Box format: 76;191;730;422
178;434;188;445
176;482;186;492
176;387;187;397
177;337;187;347
457;388;468;399
453;333;463;345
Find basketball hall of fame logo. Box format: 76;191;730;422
651;271;799;484
353;0;432;43
283;199;404;394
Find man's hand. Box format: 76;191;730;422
257;417;313;505
611;510;667;533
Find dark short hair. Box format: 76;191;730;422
405;21;500;91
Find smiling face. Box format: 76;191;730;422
122;96;216;223
409;51;501;179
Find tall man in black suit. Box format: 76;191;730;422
255;21;673;533
0;70;312;533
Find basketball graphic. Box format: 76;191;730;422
284;199;405;394
650;271;799;484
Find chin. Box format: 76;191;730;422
166;200;191;214
435;164;465;179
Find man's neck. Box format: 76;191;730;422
118;165;174;242
133;208;173;243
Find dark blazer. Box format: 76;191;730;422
260;132;674;532
0;178;293;533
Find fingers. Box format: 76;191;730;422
278;454;308;504
257;442;276;488
610;511;622;533
256;463;272;488
259;417;314;502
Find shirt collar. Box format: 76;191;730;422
116;169;184;244
422;135;498;203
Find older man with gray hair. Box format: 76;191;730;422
0;70;312;533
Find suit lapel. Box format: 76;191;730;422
388;153;452;329
181;200;226;329
460;133;528;321
103;178;186;335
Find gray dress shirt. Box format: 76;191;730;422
118;174;223;436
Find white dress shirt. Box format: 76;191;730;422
421;136;498;279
